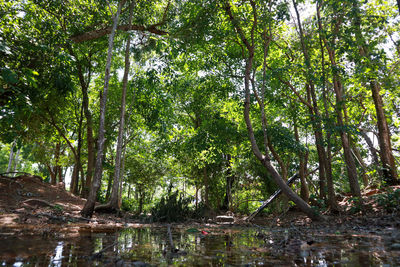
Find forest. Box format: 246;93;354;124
1;0;400;265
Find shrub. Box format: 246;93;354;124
151;190;193;222
374;188;400;213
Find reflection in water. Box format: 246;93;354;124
0;226;399;266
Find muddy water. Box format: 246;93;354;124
0;225;399;266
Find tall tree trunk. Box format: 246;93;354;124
107;1;134;211
71;104;84;194
318;18;338;211
316;5;362;201
82;84;95;198
81;0;126;218
6;141;15;173
351;2;398;185
66;45;95;198
333;76;361;199
293;0;328;200
370;81;398;184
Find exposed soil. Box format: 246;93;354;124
0;174;399;234
0;174;131;234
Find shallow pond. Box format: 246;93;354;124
1;224;400;266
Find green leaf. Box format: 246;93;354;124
1;68;18;84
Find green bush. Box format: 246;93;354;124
374;188;400;213
150;190;194;222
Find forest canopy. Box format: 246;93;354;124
1;0;400;219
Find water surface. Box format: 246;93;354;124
0;225;399;266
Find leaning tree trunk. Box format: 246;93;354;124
106;1;134;211
81;0;126;218
224;1;324;221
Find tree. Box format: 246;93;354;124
223;0;323;221
81;0;126;218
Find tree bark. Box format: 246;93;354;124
107;1;134;211
12;148;20;176
371;81;398;184
71;103;84;194
316;5;362;201
81;0;126;218
293;0;328;200
294;123;309;203
351;2;398;185
222;154;234;211
65;45;95;198
203;166;209;208
6;141;15;173
70;24;167;43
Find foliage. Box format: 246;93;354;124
374;188;400;213
150;189;194;222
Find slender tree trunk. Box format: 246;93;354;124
203;166;209;208
334;76;361;199
118;146;127;208
51;143;61;185
294;123;309;203
71;104;84;194
64;39;94;198
12;148;20;176
58;166;64;187
352;145;369;187
195;185;198;210
316;5;361;201
371;81;398;184
293;0;328;200
6;141;15;173
360;130;383;178
83;85;95;198
107;1;134;211
105;172;113;201
81;0;126;218
318;19;338;211
222;154;234;211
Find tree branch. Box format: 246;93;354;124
70;24;168;43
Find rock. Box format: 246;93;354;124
390;243;400;250
216;215;234;223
